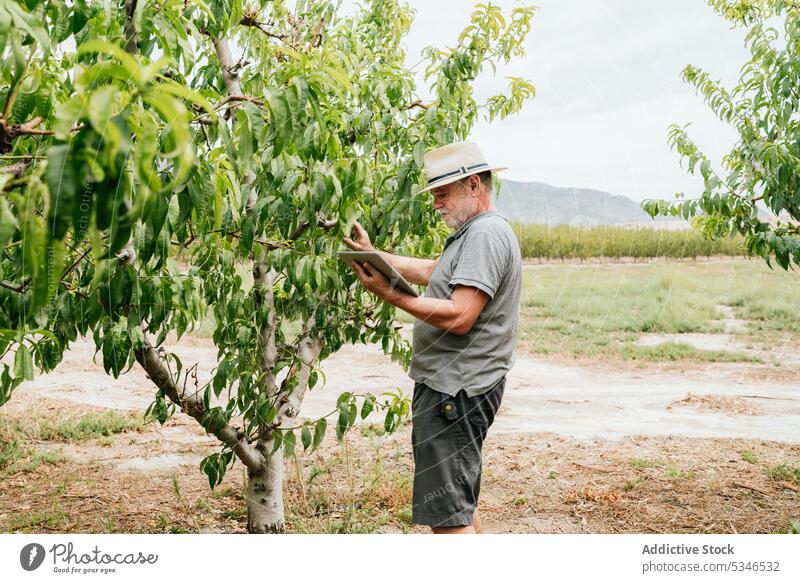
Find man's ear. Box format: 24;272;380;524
467;174;481;195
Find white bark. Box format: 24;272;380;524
212;38;243;97
247;439;284;533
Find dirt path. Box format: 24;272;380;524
15;336;800;443
2;335;798;534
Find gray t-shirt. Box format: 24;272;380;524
409;210;522;397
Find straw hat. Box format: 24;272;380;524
418;141;508;193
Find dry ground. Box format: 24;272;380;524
2;259;799;533
0;396;797;534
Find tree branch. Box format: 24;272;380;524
239;15;296;49
212;38;243;98
124;0;139;53
310;17;326;50
406;99;431;110
0;279;27;293
0;160;31;178
289;216;339;241
275;318;322;423
133;332;263;471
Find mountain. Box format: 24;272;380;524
494;179;684;228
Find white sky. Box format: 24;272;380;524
394;0;753;202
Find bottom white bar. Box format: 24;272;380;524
1;534;797;582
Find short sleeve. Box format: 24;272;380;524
449;231;508;299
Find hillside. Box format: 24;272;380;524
495;179;684;228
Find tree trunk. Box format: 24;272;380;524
247;441;284;533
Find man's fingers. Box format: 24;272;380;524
353;221;370;243
342;237;354;248
351;261;366;279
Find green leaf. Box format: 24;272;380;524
200;453;227;489
77;40;142;88
13;344;33;381
312;418;327;450
264;89;291;155
158;80;213;113
360;393;375;419
384;410;396;433
269;431;283;455
237;108;253;162
4;0;50;50
88;85;121;136
336;402;349;441
0;194;20;245
45;144;77;240
301;424;312;451
282;429;296;457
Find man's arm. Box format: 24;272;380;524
376;251;438;286
343;222;438;286
352;262;489;336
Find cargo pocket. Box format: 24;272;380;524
438;392;470;451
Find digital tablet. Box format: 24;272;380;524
337;250;419;297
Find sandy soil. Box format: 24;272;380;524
1;396;797;534
1;334;798;533
15;336;800;443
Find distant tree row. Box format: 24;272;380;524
513;224;744;261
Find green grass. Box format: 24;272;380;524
0;439;25;470
630;458;664;469
517;260;800;362
665;468;697;479
0;410;138;477
766;463;800;485
740;450;759;464
620;342;757;363
9;507;69;531
0;439;67;475
27;411;143;441
359;423;387;438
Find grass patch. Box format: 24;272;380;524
621;343;758;363
0;439;26;470
740;450;759;464
9;507;69;531
0;439;67;475
516;260;800;362
359;424;387;438
665;468;697;479
766;463;800;485
24;411;143;441
630;458;664;469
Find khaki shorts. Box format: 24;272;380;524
410;377;505;527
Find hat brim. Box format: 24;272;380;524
416;166;509;195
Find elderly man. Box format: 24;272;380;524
343;141;522;534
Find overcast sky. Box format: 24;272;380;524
390;0;753;202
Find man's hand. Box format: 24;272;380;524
350;261;397;302
342;221;375;252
